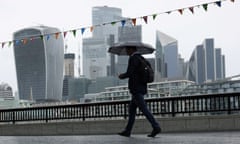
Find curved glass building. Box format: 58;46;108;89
13;26;64;102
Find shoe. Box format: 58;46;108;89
118;131;131;137
147;127;161;137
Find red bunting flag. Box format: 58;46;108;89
178;9;183;15
2;42;5;48
131;18;136;26
189;7;194;14
143;16;148;24
63;32;67;38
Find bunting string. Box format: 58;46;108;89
0;0;236;49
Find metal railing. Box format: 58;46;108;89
0;92;240;124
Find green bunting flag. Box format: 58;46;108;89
202;4;208;11
0;0;236;49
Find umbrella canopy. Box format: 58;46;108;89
108;41;155;55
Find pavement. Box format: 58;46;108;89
0;131;240;144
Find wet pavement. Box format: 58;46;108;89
0;131;239;144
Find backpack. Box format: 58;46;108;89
137;55;154;83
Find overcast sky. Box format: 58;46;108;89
0;0;239;92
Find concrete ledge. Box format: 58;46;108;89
1;114;240;136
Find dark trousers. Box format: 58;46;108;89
125;93;160;132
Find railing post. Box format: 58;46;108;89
45;108;48;123
227;96;231;114
172;100;175;117
82;106;85;121
12;111;15;124
124;103;127;119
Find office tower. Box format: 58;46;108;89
155;31;181;79
82;6;123;79
92;6;122;39
204;38;215;81
64;53;75;77
13;26;64;102
187;38;225;84
215;48;225;79
188;45;205;84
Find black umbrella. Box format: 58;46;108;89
108;41;155;55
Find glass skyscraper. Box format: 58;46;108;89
187;38;225;84
13;26;64;102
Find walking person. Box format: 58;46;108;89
117;46;161;137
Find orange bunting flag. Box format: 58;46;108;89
23;39;28;44
55;32;60;39
189;7;194;14
178;9;183;15
202;4;208;11
152;14;157;20
131;18;136;26
90;26;94;32
143;16;148;24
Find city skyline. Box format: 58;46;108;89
0;0;239;92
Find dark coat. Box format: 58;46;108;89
120;53;147;95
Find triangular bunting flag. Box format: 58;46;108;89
230;0;234;2
111;22;116;25
15;40;20;45
152;14;157;20
202;4;208;11
64;32;67;38
72;30;76;37
81;28;85;35
121;20;126;27
8;41;12;47
143;16;148;24
189;7;194;14
46;35;50;40
23;39;27;44
2;42;5;48
55;32;60;39
178;9;183;15
166;11;171;14
131;18;136;26
90;26;94;32
215;1;221;7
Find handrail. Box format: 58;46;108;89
0;92;239;124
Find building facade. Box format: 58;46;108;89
13;26;64;102
187;38;225;84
